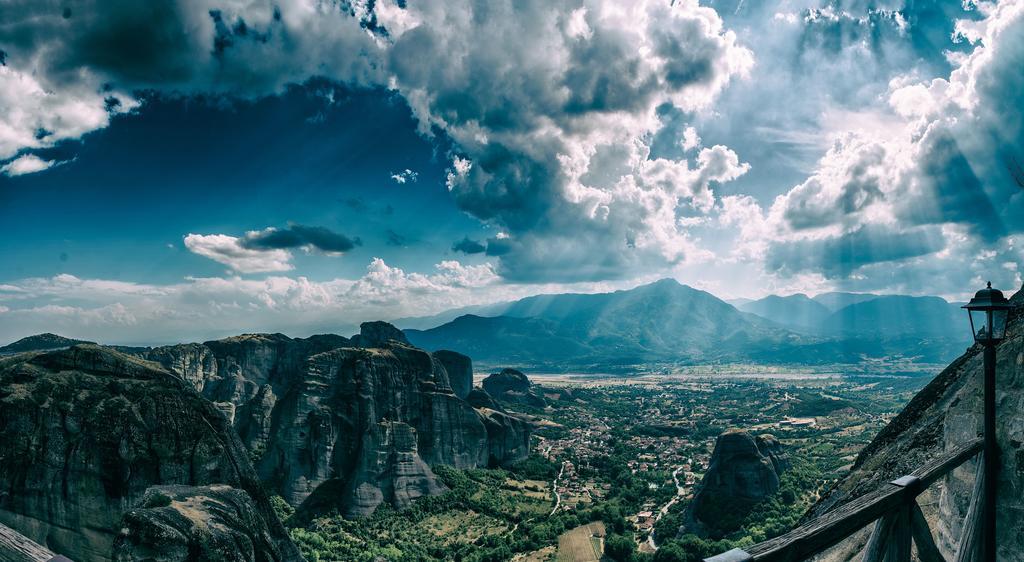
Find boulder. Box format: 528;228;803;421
482;368;545;407
113;485;287;562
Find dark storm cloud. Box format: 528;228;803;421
765;225;944;279
451;237;486;254
242;225;361;253
910;133;1006;242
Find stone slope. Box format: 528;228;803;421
806;284;1024;560
0;345;302;562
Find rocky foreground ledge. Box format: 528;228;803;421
0;321;532;561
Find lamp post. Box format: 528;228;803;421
963;282;1011;562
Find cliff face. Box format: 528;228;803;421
340;421;448;518
0;345;302;562
433;349;473;400
685;429;787;536
808;285;1024;561
142;322;531;517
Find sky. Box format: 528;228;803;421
1;0;1023;344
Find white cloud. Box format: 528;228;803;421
0;0;754;282
183;233;294;273
0;259;634;345
390;169;418;184
1;154;57;176
694;2;1024;295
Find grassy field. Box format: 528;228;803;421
556;522;606;562
417;509;508;544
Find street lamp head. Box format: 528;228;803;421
963;281;1011;344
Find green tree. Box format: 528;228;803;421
605;534;636;562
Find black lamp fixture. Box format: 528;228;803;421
964;281;1011;344
963;281;1011;562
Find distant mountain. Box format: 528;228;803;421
0;333;94;354
811;292;881;312
736;294;831;331
406;280;971;369
407;279;813;368
819;295;962;337
390;301;513;330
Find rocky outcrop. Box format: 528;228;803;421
434;349;473;400
349;321;409;348
112;485;288;562
0;345;302;562
806;285;1024;561
260;343;489;508
340;421;447;518
756;433;791;475
482;368;545;407
685;429;787;536
143;333;349;454
479;409;533;467
136;323;531;518
467;386;503;411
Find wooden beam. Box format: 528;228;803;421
861;511;897;562
738;438;982;562
954;457;985;562
886;505;912;562
909;501;945;562
0;522;59;562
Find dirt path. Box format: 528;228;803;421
550;461;567;516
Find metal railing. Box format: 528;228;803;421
706;438;984;562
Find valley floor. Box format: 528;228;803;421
287;368;932;562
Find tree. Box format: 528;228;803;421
605;534;636;562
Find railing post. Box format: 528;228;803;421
955;457;986;562
910;501;945;562
862;510;898;562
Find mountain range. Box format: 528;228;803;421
404;279;971;370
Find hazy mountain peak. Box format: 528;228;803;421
0;333;95;354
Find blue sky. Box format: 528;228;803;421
1;0;1022;344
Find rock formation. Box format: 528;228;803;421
338;421;448;518
433;349;473;400
479;409;533;467
806;284;1024;561
685;429;787;536
113;485;288;562
0;345;302;562
755;433;792;475
466;386;503;411
139;322;531;517
482;368;545;407
349;321;409;348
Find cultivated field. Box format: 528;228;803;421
556;521;606;562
